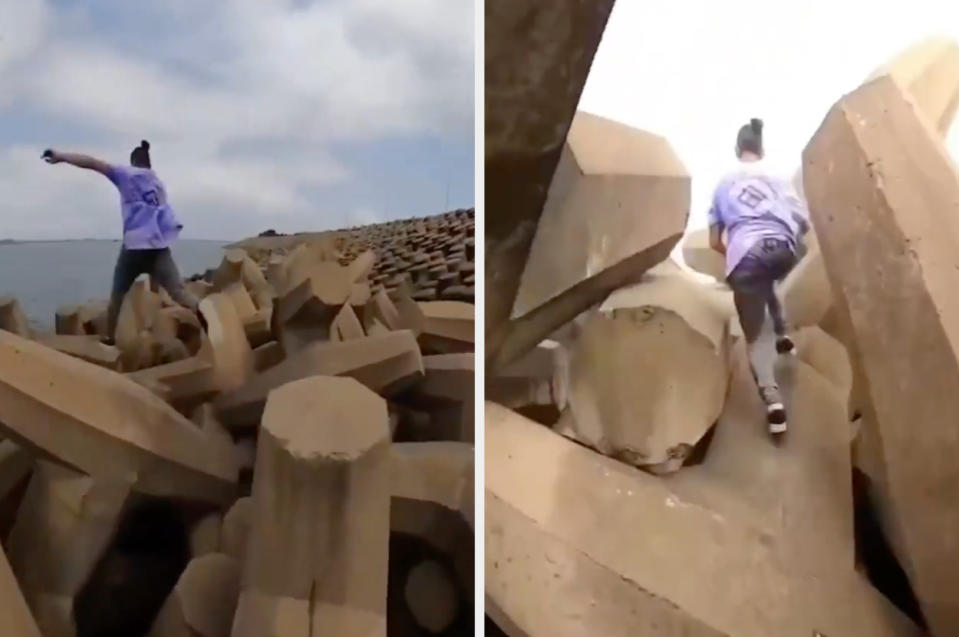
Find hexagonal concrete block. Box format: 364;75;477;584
511;111;690;317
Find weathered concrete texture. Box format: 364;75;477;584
0;331;237;503
331;304;365;342
199;293;254;394
221;498;252;563
867;36;959;136
8;461;131;637
486;343;558;411
215;330;424;430
149;553;241;637
407;354;475;442
115;279;163;369
0;296;32;338
485;0;616;336
804;73;959;634
390;442;474;522
557;263;731;473
273;263;367;353
486;402;920;637
126;356;218;413
680;227;725;281
511;112;690;317
418;301;474;354
36;334;121;370
0;543;42;637
232;377;390;637
242;309;272;349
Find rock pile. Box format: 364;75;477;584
485;28;959;637
0;212;475;636
228;208;475;304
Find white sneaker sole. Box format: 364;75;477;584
767;403;787;434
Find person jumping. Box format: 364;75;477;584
43;141;200;344
707;118;810;435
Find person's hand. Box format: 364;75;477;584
42;149;62;164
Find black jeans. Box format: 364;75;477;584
726;238;798;344
107;247;198;338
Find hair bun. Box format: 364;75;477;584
140;140;150;150
750;118;763;134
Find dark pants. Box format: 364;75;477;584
726;238;797;396
107;247;198;338
727;238;797;344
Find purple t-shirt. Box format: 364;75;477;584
707;161;809;276
105;165;183;250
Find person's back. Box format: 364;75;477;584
710;157;807;277
107;164;182;250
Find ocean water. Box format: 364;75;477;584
0;240;227;330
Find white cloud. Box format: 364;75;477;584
0;0;473;240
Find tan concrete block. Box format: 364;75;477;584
223;282;257;323
347;249;376;283
486;402;919;637
126;355;218;413
512;112;690;317
362;289;401;332
0;297;32;338
36;334;120;370
250;341;283;373
199;293;254;395
8;462;132;636
241;308;272;349
0;331;237;503
559;264;731;472
215;330;423;430
681;228;726;281
330;304;364;342
867;36;959;136
54;305;84;336
404;560;459;634
804;73;959;633
418;301;473;354
273;263;354;352
149;553;241;637
231;377;390;637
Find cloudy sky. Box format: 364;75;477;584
579;0;959;231
0;0;474;241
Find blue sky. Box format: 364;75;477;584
0;0;474;240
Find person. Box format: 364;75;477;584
707;118;810;435
43;141;200;344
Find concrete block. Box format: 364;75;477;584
149;553;241;637
0;297;32;338
0;330;237;503
216;330;424;430
231;377;390;637
418;301;474;354
804;73;959;633
36;334;120;370
0;543;42;637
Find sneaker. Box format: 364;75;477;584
760;385;787;435
776;335;796;356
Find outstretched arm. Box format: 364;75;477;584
43;150;112;176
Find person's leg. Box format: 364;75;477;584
150;248;199;312
106;248;147;340
729;255;787;434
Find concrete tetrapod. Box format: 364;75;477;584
804;73;959;634
511;112;690;317
215;330;424;430
0;330;237;504
7;461;132;637
231;376;391;637
486;396;919;637
149;553;241;637
557;262;731;473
